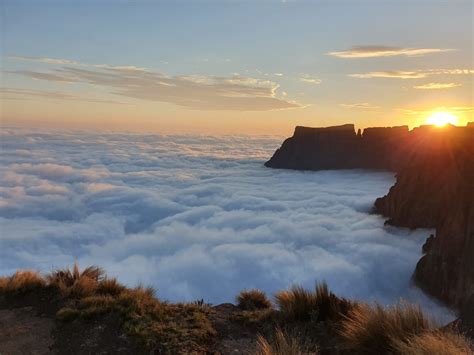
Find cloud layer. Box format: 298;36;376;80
5;56;299;111
0;129;454;321
327;46;454;58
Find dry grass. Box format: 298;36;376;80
0;264;216;353
96;278;126;296
237;289;272;311
275;282;352;322
52;275;216;352
256;328;317;355
339;302;434;354
0;270;46;293
393;330;473;355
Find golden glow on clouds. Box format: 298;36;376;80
426;111;458;126
413;83;461;90
327;46;454;58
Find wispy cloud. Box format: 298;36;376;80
340;102;380;110
7;56;300;111
299;74;322;84
327;46;454;58
413;82;461;90
0;87;128;104
350;69;474;79
350;71;427;79
9;55;147;72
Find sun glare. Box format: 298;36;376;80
426;111;458;127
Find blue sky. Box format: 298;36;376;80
1;0;473;134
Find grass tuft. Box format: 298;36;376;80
275;282;352;322
237;289;272;311
97;278;126;296
256;328;317;355
0;270;46;293
339;302;433;354
392;330;473;355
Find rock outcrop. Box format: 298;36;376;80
265;124;410;171
266;123;474;321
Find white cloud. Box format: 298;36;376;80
300;75;322;84
0;129;454;322
327;46;454;58
413;82;461;90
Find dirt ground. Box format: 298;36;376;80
0;307;55;355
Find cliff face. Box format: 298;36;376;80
375;125;474;309
265;124;410;171
266;123;474;318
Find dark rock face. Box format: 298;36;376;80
374;125;474;310
266;123;474;323
265;124;409;171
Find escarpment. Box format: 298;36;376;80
265;124;410;171
266;123;474;323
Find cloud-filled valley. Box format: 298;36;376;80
0;129;454;321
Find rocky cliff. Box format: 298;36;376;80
375;124;474;310
265;124;410;171
266;123;474;319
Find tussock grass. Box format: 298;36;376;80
275;282;352;322
0;270;46;293
339;302;434;354
393;330;473;355
237;289;272;311
256;328;317;355
97;278;126;296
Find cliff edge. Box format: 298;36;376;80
265;124;410;171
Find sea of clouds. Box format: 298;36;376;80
0;128;454;321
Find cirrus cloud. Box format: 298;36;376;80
327;46;454;58
413;82;461;90
350;68;474;79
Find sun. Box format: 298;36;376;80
426;111;458;127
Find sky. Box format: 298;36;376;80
1;0;473;135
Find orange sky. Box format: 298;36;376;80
1;1;473;135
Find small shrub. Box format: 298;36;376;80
275;282;352;322
256;328;316;355
0;270;46;293
393;330;473;355
340;302;433;354
237;289;272;311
